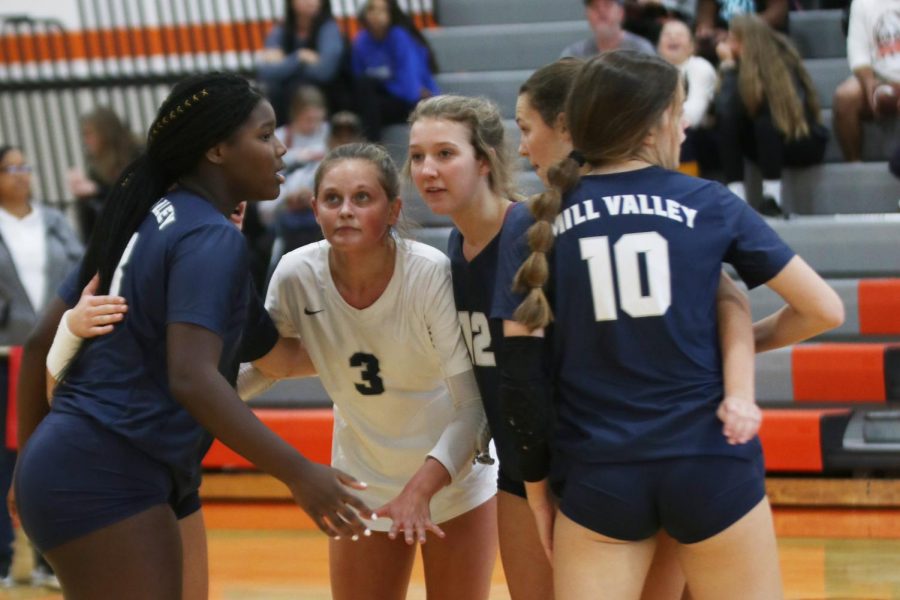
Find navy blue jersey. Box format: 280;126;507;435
494;167;794;464
59;254;278;372
53;189;253;499
448;204;524;479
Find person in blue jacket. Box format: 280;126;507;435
352;0;439;140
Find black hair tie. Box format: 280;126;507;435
568;150;585;166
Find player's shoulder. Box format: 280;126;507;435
275;240;329;275
401;238;451;277
147;189;235;237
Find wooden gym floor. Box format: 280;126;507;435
1;502;899;599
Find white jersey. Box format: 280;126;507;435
266;239;497;530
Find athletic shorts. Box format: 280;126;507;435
559;453;766;544
497;458;567;500
15;412;201;553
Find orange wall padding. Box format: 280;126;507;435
0;15;437;65
792;344;886;403
203;408;333;469
5;347;22;451
759;408;848;472
859;279;900;336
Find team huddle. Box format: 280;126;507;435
11;51;843;600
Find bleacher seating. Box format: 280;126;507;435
221;0;900;485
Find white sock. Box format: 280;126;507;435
727;181;746;201
762;179;782;206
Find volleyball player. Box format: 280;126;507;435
14;72;372;598
406;91;757;600
246;143;498;600
497;51;843;599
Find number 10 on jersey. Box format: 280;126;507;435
580;232;671;321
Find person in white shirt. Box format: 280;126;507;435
249;142;498;600
657;19;717;174
833;0;900;161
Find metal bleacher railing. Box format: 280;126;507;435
0;0;436;210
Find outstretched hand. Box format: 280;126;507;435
374;488;446;545
717;395;762;445
289;463;374;540
68;274;128;338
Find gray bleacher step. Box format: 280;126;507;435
426;21;589;73
247;377;331;409
440;60;851;118
789;10;846;60
783;162;900;214
435;70;532;118
438;0;584;27
756;347;793;404
768;214;900;277
806;57;850;110
820;109;897;163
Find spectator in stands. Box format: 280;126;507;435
256;0;345;125
328;111;366;148
657;19;717;174
715;14;828;215
66;107;141;242
694;0;788;63
561;0;656;58
0;145;81;590
624;0;698;45
258;86;330;228
832;0;900;162
351;0;440;141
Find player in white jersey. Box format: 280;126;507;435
248;143;498;600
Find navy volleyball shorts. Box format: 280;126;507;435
15;411;201;553
559;453;766;544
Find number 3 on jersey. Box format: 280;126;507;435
580;232;671;321
350;352;385;395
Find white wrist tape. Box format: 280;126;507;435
46;310;84;381
237;363;275;401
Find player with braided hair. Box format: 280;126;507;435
13;72;373;598
495;51;844;599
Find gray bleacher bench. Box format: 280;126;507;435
247;377;332;409
789;10;846;60
425;21;590;73
435;70;531;118
438;0;584;27
768;215;900;278
783;162;900;215
805;58;850;110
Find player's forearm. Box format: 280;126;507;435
402;457;451;503
716;276;755;401
171;365;311;485
428;369;487;480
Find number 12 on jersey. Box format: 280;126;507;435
580;232;671;321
